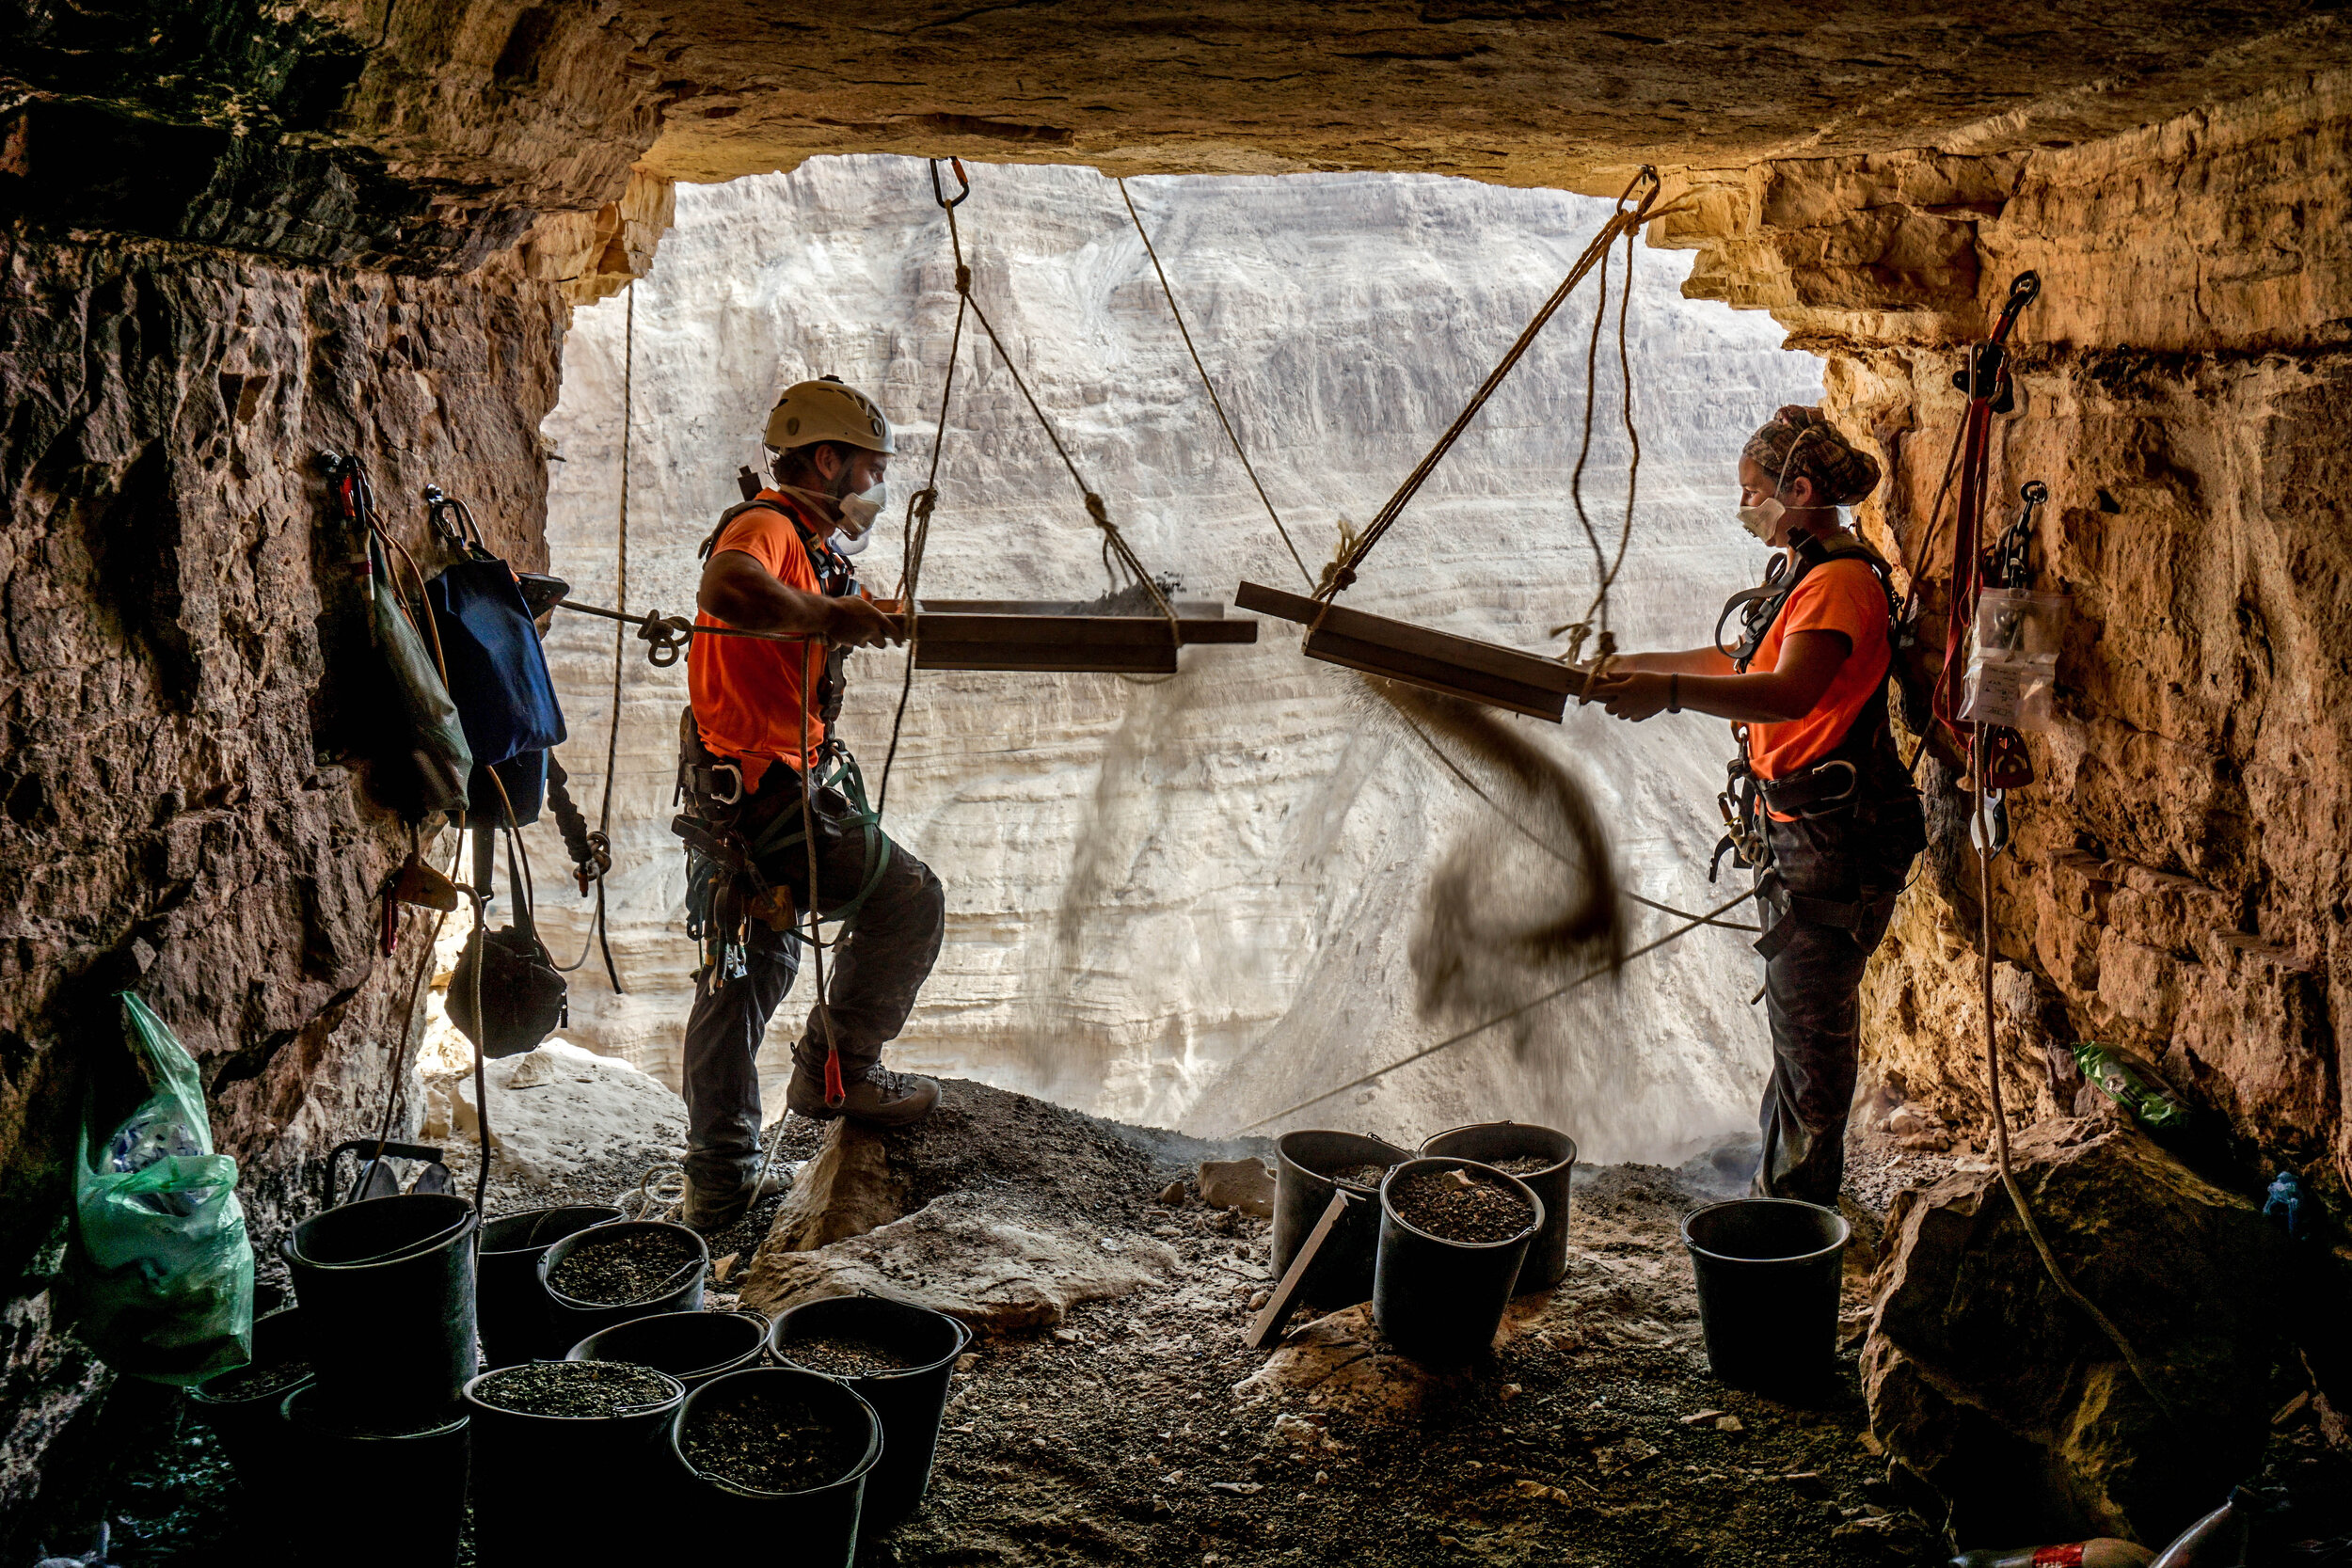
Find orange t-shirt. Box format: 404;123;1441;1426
689;490;830;792
1744;557;1891;782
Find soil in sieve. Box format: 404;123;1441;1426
548;1228;701;1305
681;1392;866;1494
780;1331;923;1377
1390;1165;1534;1243
1489;1154;1564;1176
1326;1162;1397;1189
470;1361;675;1418
198;1357;311;1403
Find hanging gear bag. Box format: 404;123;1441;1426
447;825;566;1059
423;489;566;770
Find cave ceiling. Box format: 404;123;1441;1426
6;0;2352;270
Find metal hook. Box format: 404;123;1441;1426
2006;271;2042;310
930;157;971;210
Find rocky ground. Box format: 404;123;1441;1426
21;1062;2346;1567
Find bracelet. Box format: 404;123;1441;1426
1667;673;1681;714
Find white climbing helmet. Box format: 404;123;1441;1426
762;375;897;455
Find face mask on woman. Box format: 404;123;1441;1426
1736;430;1818;543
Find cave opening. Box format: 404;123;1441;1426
7;6;2352;1564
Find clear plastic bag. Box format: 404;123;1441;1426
57;992;254;1384
1958;589;2069;731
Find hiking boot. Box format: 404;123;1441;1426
681;1165;792;1234
786;1062;940;1128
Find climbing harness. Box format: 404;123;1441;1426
1237;168;1663;720
1707;529;1911;882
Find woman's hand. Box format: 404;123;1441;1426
1584;667;1672;721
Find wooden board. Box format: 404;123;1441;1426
1234;580;1575;722
1248;1189;1357;1351
886;597;1256;673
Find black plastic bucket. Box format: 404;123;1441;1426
1418;1121;1578;1292
1273;1131;1414;1308
1679;1197;1851;1390
1371;1157;1544;1367
282;1193;477;1414
538;1220;708;1343
478;1203;623;1368
464;1361;688;1561
768;1294;972;1528
187;1305;316;1481
278;1385;469;1568
567;1309;770;1388
667;1368;884;1561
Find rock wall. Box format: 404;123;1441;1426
0;232;566;1520
1662;67;2352;1206
527;157;1822;1161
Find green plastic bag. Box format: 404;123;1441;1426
58;992;254;1385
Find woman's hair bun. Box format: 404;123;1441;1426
1742;404;1882;507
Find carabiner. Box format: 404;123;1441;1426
930;157;971;210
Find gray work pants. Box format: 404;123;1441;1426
1750;796;1915;1207
680;776;946;1193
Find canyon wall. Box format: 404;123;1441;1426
1666;66;2352;1200
526;156;1822;1162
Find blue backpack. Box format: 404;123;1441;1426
423;490;565;770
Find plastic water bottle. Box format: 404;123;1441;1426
105;1107;204;1216
2071;1042;2190;1132
1949;1540;2153;1568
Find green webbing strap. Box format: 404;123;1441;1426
742;749;895;930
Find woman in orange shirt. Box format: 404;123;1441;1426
1587;406;1926;1208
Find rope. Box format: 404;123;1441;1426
1553;220;1645;662
1971;784;2178;1423
581;282;634;991
930;164;1180;631
1118;177;1314;589
1315;167;1659;603
1235;884;1756;1133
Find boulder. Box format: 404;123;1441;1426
1864;1121;2293;1547
1198;1157;1277;1218
739;1190;1177;1334
426;1041;686;1189
764;1117;906;1252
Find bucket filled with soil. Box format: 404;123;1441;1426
477;1203;622;1368
1273;1130;1414;1308
668;1367;883;1560
464;1359;687;1560
1679;1196;1850;1391
282;1192;477;1415
278;1384;469;1568
566;1308;769;1388
187;1305;315;1481
537;1219;707;1341
1418;1121;1578;1292
769;1294;973;1527
1373;1157;1544;1366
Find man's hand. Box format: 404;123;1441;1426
1585;667;1672;722
826;595;903;649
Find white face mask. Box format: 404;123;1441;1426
1737;497;1785;542
834;482;884;539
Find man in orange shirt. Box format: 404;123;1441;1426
675;378;946;1232
1588;406;1926;1207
